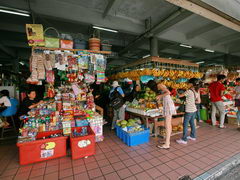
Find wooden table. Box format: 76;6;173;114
126;111;184;137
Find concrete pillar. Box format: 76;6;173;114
150;36;158;57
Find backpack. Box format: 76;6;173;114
109;87;124;110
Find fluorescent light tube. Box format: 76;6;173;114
142;54;150;58
196;61;205;64
180;44;192;48
93;26;118;33
0;9;30;17
19;62;24;65
205;49;215;53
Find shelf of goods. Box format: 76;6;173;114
32;46;111;55
109;56;203;90
17;46;107;164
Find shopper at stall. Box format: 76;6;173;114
208;74;226;128
19;90;43;116
235;78;240;127
176;78;201;145
147;80;176;149
124;83;141;102
109;81;125;130
0;90;11;127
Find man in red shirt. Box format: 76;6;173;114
208;74;226;128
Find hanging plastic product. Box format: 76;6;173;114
77;54;89;69
46;70;55;84
96;54;106;71
47;84;55;98
84;73;95;84
96;71;105;83
44;53;53;70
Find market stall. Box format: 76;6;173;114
17;28;110;164
201;65;240;125
109;56;202;138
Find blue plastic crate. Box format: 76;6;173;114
115;125;120;137
119;127;124;140
127;128;150;146
117;126;150;146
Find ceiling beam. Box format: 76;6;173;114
151;9;192;35
186;22;221;40
194;54;224;61
159;43;178;52
179;48;202;55
119;8;192;55
211;33;240;46
0;43;16;58
165;0;240;32
102;0;117;18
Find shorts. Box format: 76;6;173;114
235;99;240;107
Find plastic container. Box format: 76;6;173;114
126;129;150;146
200;109;208;121
17;130;67;165
115;125;121;138
70;126;95;160
116;126;150;146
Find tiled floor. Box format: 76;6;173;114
1;123;240;180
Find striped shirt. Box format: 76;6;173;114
184;89;200;113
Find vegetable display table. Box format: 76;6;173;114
126;110;184;137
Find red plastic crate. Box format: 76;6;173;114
70;126;95;160
17;130;68;165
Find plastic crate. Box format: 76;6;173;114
116;126;150;146
17;130;67;165
127;128;150;146
70;126;96;160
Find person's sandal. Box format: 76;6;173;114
157;144;170;150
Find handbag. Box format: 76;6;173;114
89;30;100;51
44;27;60;48
26;24;45;46
101;40;112;51
60;39;73;49
73;33;88;49
60;33;73;49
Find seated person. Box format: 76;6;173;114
0;90;11;127
19;90;43;116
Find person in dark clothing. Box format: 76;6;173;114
124;84;141;102
19;90;43;116
91;83;110;123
